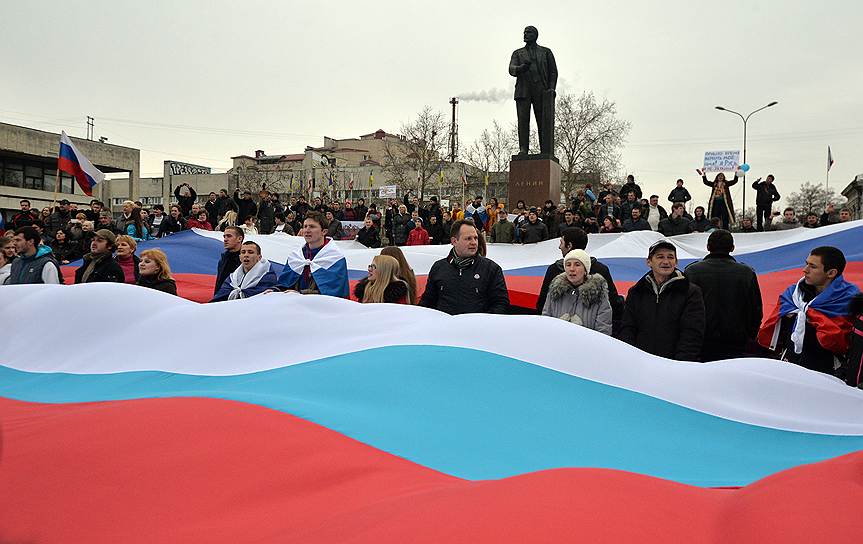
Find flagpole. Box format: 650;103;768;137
50;165;61;211
826;146;832;210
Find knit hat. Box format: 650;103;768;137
563;249;591;273
94;229;117;247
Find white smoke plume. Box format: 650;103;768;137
458;88;510;103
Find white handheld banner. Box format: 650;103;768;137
703;151;740;173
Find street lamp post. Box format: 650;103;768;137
714;101;778;220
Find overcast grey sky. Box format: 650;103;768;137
3;0;862;207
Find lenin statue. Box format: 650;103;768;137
509;26;558;156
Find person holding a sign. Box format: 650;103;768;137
698;168;738;230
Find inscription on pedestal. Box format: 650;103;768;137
508;158;561;207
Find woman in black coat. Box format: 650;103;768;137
136;249;178;295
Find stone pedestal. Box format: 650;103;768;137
508;156;561;208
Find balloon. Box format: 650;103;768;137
740;164;751;172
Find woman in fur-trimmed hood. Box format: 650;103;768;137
542;249;613;335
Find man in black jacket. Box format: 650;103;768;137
619;240;705;361
213;226;244;295
419;220;510;315
622;207;651;232
519;210;549;243
657;203;692;237
356;219;381;248
174;183;198;217
619;175;642;200
11;200;39;230
426;214;445;245
215;189;238;220
74;229;125;284
354;198;369;222
667;179;691;205
233;189;258;224
596;193;622;221
535;227;624;334
684;230;762;361
752;175;780;231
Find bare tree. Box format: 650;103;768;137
464;120;517;175
786;181;845;214
236;165;296;197
554;91;630;199
383;106;449;199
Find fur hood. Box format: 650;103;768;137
354;277;409;303
548;272;607;306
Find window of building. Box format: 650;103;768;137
2;162;24;188
43;171;57;193
24;166;44;190
60;173;74;194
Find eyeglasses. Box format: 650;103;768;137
367;264;376;270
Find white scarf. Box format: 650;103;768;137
227;257;271;300
789;280;812;354
285;239;345;275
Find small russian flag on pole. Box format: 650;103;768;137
58;131;105;196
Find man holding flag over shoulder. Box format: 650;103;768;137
759;246;861;375
272;211;349;298
58;131;105;196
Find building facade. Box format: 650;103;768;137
0;122;139;225
841;173;863;220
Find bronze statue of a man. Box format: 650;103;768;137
509;26;558;156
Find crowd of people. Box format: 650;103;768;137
2;176;862;388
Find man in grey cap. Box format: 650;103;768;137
619;240;705;361
74;229;125;284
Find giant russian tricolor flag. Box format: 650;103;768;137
58;131;105;196
61;220;863;316
1;285;863;542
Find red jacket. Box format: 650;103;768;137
406;226;430;246
186;219;213;231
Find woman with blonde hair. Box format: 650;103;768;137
136;249;177;295
217;210;238;232
353;254;409;304
114;235;140;285
380;246;417;304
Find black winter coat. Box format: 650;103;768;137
619;271;705;361
658;216;692;237
159;216;185;237
353;277;409;304
622;218;651;232
392;213;411;245
690;216;711;232
356;226;381;248
426;221;446;245
174;185;198;217
137;275;178;295
419;253;510;315
74;253;126;284
752;181;781;207
520;221;548;244
619;182;643;199
257;201;276;234
213;250;240;295
233;191;258;223
667;187;692;203
684;254;762;360
205;200;219;223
